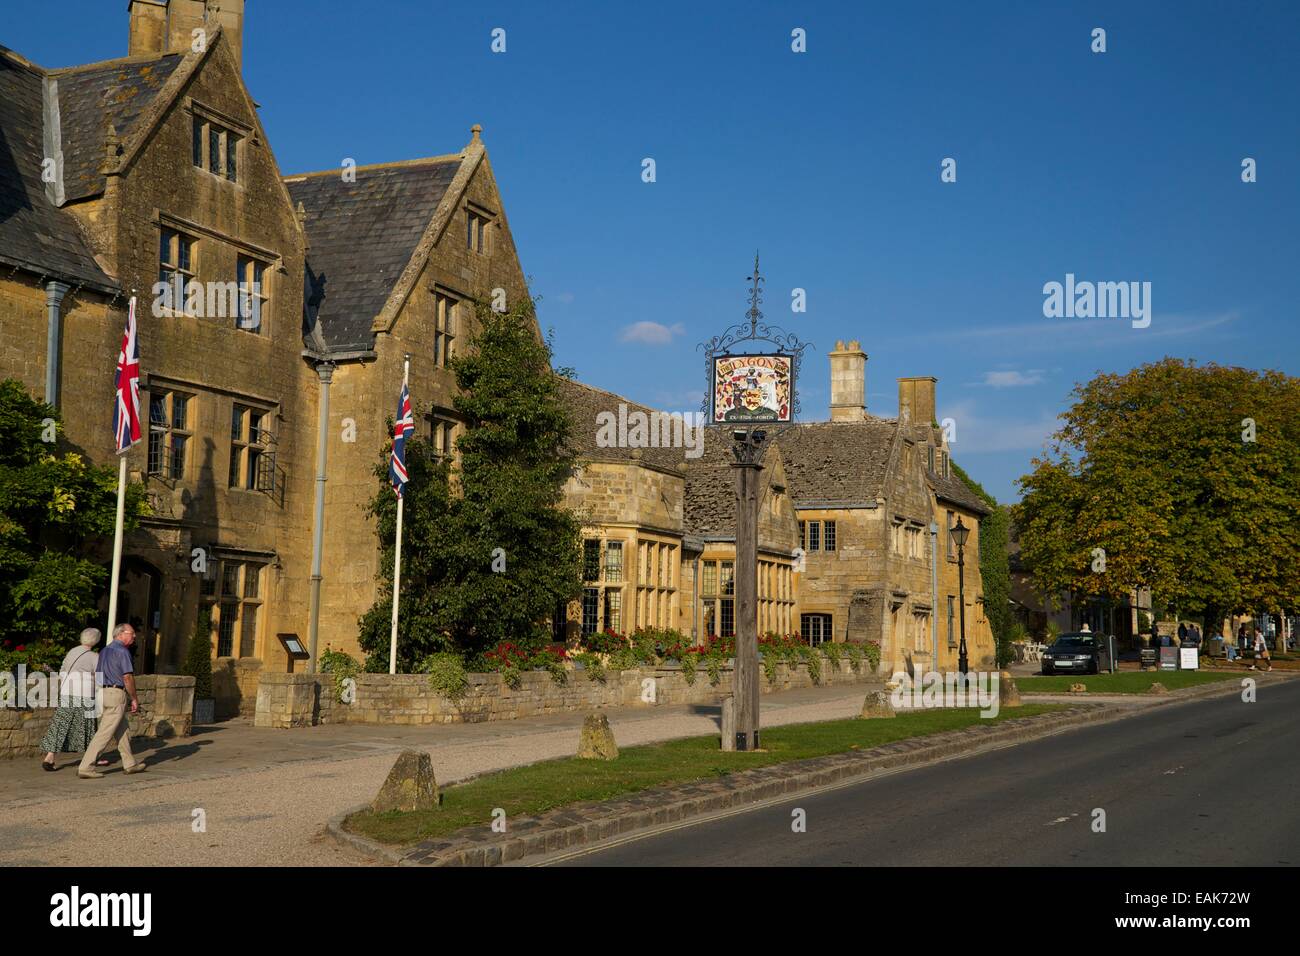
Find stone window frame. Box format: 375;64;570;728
429;405;459;458
580;536;629;634
947;594;957;648
229;401;275;492
189;100;249;186
432;287;459;367
911;607;932;651
146;388;192;481
801;613;833;646
213;559;265;658
757;556;796;635
235;254;268;334
890;516;907;556
466;202;495;254
157;226;198;317
800;518;836;552
155;212;282;329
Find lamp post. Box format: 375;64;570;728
952;515;970;675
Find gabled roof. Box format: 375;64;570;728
773;419;898;506
683;430;779;537
930;468;992;516
52;53;184;203
0;48;114;290
286;156;464;353
554;375;690;473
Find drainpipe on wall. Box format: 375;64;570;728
44;281;70;407
306;361;334;673
930;521;939;668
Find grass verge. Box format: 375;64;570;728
1017;671;1237;694
345;704;1061;846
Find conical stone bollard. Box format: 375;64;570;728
860;689;896;719
577;711;619;760
998;670;1021;707
372;750;439;813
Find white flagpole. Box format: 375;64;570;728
105;294;138;647
105;454;129;647
388;355;411;675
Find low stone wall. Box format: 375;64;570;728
0;675;196;759
254;659;879;729
213;657;262;719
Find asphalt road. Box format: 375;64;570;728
561;677;1300;866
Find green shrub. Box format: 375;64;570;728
417;651;469;700
182;607;214;700
574;651;606;683
678;652;697;685
821;642;841;671
319;648;361;703
532;648;568;685
840;642;864;673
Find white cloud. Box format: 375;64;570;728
977;369;1045;387
620;321;686;345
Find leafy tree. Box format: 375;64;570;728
951;462;1014;667
0;379;148;649
1013;359;1300;626
358;299;583;670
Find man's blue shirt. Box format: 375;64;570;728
97;640;134;688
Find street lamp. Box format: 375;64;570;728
952;516;970;675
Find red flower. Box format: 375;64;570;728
15;645;26;653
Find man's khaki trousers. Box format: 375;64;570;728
78;687;139;774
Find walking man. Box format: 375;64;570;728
78;623;147;779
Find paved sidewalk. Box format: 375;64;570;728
0;681;878;867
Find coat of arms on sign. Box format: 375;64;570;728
712;354;792;423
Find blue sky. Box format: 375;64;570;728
10;1;1299;502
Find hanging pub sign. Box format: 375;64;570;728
712;353;793;423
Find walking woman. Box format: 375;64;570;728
39;628;109;771
1251;629;1273;672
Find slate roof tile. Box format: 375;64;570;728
286;158;462;352
0;50;114;288
53;53;183;203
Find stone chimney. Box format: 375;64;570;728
829;340;867;422
897;376;937;427
129;0;245;68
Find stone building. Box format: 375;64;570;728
556;340;996;675
0;1;531;679
1;1;996;684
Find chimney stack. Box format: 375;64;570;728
829;340;867;422
897;377;937;427
129;0;245;68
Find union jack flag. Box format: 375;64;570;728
113;296;142;454
389;382;415;496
